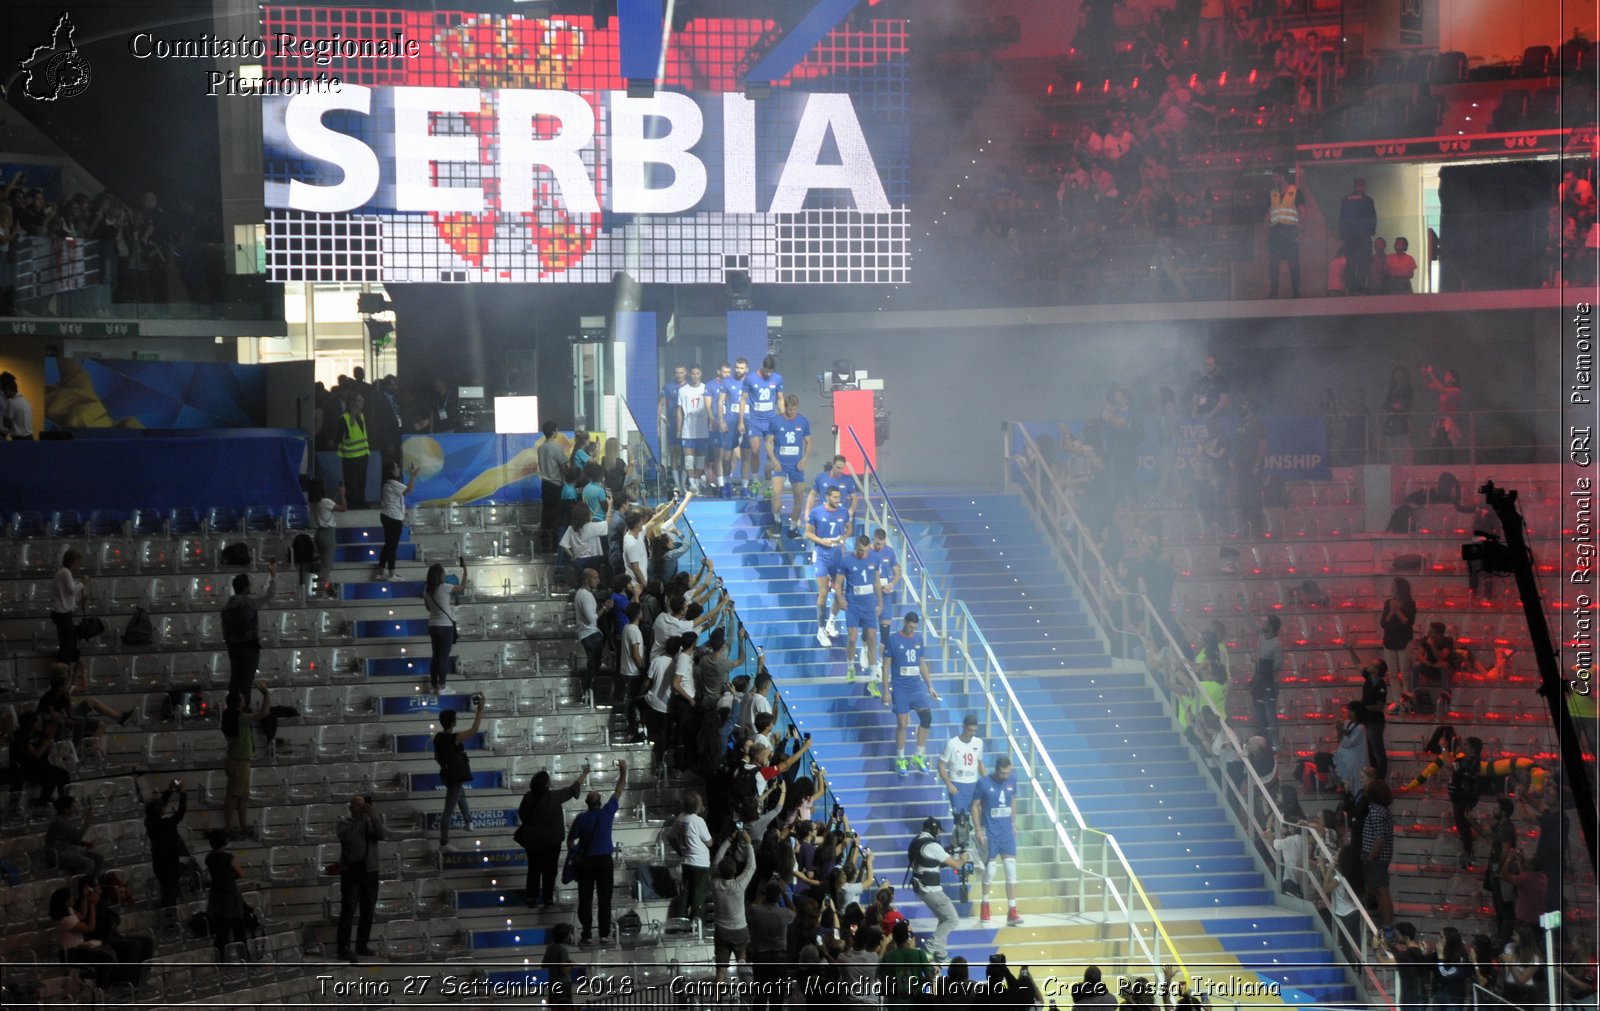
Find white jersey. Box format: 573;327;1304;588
940;735;984;784
677;383;712;439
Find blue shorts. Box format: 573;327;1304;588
949;780;979;818
985;831;1017;859
891;679;930;715
681;437;708;454
775;459;804;485
812;549;840;581
719;427;742;452
844;604;878;631
745;413;775;440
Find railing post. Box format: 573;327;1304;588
1002;421;1014;493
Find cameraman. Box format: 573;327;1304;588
906;816;964;964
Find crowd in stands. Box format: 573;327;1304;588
0;175;226;312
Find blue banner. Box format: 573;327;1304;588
410;770;504;792
380;694;476;716
424;808;518;832
46;357;267;431
440;846;524;870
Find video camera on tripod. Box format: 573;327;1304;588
947;811;979;902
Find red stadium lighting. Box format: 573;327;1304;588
1102;78;1110;93
1046;82;1053;95
1074;80;1083;94
1248;68;1258;84
1131;76;1140;89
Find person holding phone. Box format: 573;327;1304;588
569;760;628;945
433;694;485;853
424;559;468;692
709;827;756;984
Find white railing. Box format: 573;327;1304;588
843;427;1189;987
1005;420;1398;1008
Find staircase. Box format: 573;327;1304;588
687;491;1356;1006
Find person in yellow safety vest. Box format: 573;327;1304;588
338;393;371;509
1267;167;1305;298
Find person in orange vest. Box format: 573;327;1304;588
1267;167;1306;298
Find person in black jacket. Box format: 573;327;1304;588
516;765;589;909
1360;658;1390;780
144;778;190;907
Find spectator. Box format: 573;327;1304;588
1361;779;1395;940
1385;922;1432;1011
374;462;417;582
1379;366;1414;464
50;882;118;983
542;923;577;1007
1386;237;1418;293
1501;925;1542;1009
572;567;613;704
1327;244;1348;295
621;510;651;588
878;919;934;1001
668;789;714;923
1420;365;1463;462
37;662;130;743
1500;849;1547;933
12;711;69;806
747;878;796;1008
432;696;485;852
0;372;33;440
1250;615;1282;747
1269;819;1308;898
1360;658;1390;780
204;827;247;961
335;793;385;962
696;626;746;716
221;561;277;698
538;421;568;551
1369;236;1389;292
306;477;348;598
560;502;611;588
1412;621;1455;695
336;393;371;508
50;547;89;668
833;923;885;1005
45;793;103;877
144;778;190;908
424;561;467;692
368;375;405;480
643;633;691;772
220;685;271;839
1266;167;1305;297
1333;702;1368;791
709;827;756;983
1339;178;1377;293
617;602;648;739
1379;578;1417;680
1433;926;1471;1011
568;760;628;945
1321;843;1364;959
516;764;589;909
1071;965;1120;1006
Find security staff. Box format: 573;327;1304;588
337;393;371;508
906;816;964;964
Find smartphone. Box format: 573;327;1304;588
458;555;466;568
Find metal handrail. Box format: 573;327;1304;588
842;427;1189;986
1007;420;1398;1007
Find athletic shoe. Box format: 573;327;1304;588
826;617;841;638
911;754;929;774
1007;907;1024;926
816;627;831;648
857;646;869;668
845;663;857;683
895;757;909;778
980;901;992;923
867;680;882;699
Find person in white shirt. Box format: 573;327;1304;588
306;477;348;598
644;634;693;772
424;560;468;692
1271;820;1309;897
559;501;611;587
573;568;612;702
737;668;774;738
650;592;731;661
50;548;89;667
939;714;987;818
621;511;650;589
675;366;713;493
373;461;417;581
671;790;714;922
617;602;647;739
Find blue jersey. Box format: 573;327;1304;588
974;775;1017;848
770;414;811;460
659;380;682;408
716;378;743;421
743;371;783;416
870;546;897;584
885;631;926;679
813;470;854;504
837;553;880;608
806;504;850;557
701;378;725;419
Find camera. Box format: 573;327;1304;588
948;811;979;902
471;693;484;706
734;820;745;832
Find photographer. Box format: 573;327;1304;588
433;694;485;853
906;816;964;964
709;827;756;984
335;793;385;962
144;778;190;907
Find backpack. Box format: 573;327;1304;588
122;607;154;646
433;731;473;785
1447;754;1480;806
290;533;316;564
220;542;252;566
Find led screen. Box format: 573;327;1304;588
260;7;909;284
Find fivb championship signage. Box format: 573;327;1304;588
260;7;909;284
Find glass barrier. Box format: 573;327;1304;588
1006;420;1398;1006
612;395;841;820
1;235;283;321
844;426;1190;987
